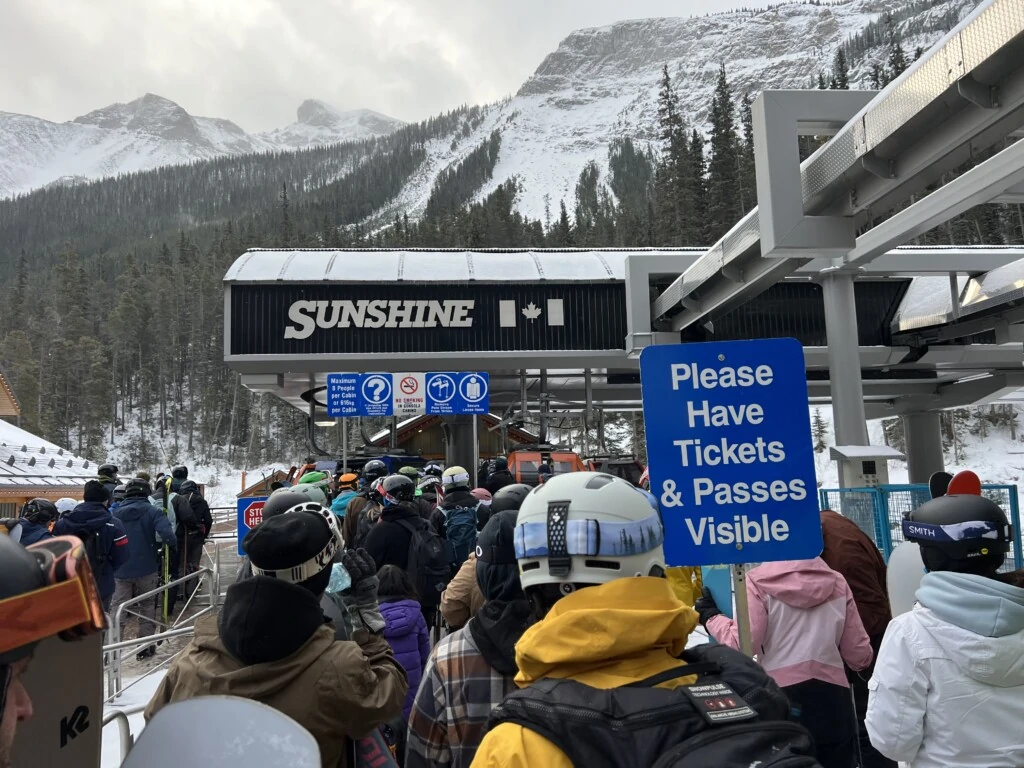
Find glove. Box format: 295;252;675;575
341;548;385;634
694;587;723;627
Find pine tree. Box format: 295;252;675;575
869;63;883;90
887;41;908;82
817;72;828;90
738;93;757;213
279;183;293;247
706;65;741;242
684;130;707;244
812;408;830;453
555;200;573;246
655;64;686;245
833;48;850;90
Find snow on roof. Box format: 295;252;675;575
0;419;95;487
224;248;702;284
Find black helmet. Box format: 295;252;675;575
263;490;311;520
21;498;58;526
380;474;415;507
180;480;200;495
423;463;443;478
362;459;387;482
125;477;152;498
98;463;119;479
491;483;533;514
0;535;48;664
904;493;1012;575
113;484;127;503
493;456;509;471
172;466;189;480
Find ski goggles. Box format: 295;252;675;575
514;510;664;560
250;502;345;584
902;518;1011;544
0;536;107;662
442;471;470;487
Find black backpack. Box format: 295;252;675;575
80;528;109;579
395;517;450;608
439;502;478;569
487;643;822;768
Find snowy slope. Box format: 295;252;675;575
0;94;403;198
387;0;979;222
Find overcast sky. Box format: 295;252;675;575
0;0;752;132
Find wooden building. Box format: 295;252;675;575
368;414;538;460
0;419;96;516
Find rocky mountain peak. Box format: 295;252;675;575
74;93;202;142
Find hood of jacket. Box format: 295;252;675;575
469;599;534;676
514;577;698;689
819;510;891;636
18;519;52;545
61;502;113;534
331;490;358;516
750;557;843;608
116;496;156;522
217;577;327;667
379;599;422;639
915;571;1024;687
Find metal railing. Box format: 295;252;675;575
819;483;1023;571
102;710;135;762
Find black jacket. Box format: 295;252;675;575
485;470;515;495
469;599;534;676
181;489;213;538
364;504;422;572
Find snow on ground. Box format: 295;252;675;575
102;671;167;768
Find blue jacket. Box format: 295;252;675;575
331;490;358;518
18;519;53;546
113;496;177;579
53;502;129;600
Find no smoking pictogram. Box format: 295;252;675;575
400;376;419;395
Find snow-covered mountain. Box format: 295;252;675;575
382;0;980;221
0;0;978;213
0;93;404;198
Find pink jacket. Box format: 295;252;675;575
707;557;873;689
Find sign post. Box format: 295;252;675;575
640;339;821;654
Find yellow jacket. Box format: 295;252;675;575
470;577;700;768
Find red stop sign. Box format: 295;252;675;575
244;501;265;529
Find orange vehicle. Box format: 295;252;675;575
507;445;586;486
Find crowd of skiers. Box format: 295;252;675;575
2;459;1024;768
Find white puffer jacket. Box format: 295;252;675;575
866;570;1024;768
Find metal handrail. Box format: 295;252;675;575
107;567;215;700
102;710;135;763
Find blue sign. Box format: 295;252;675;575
640;339;821;566
326;372;488;417
426;372;489;415
236;496;268;556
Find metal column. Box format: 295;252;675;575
821;271;869;447
903;412;945;483
539;370;548;443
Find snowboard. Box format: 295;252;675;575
11;632;103;768
887;541;926;617
122;696;320;768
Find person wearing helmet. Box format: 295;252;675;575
54;498;78;519
473;472;805;768
418;474;444;512
407;507;532;768
111;484;127;513
152;473;196;614
0;534;107;767
170;465;189;492
484;457;514;495
112;478;177;659
146;506;407;768
423;463;443;479
362;459;388;485
178;480;213;576
364;475;421;574
330;473;360;519
291;481;329;508
441;484;528;632
866;485;1024;768
97;463;120;501
14;499;58;545
344;477;386;551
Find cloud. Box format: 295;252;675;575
0;0;750;131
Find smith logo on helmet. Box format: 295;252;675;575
285;299;475;338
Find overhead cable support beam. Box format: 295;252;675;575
840;139;1024;270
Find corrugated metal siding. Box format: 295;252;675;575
682;281;911;346
229;283;627;355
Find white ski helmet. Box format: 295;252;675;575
289;482;328;507
442;465;471;490
514;471;665;592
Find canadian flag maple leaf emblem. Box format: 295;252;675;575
522;302;542;320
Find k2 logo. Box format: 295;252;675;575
60;705;89;748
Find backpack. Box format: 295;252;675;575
80;528;110;579
439;502;478;568
487;643;822;768
395;517;450;608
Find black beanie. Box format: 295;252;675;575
83;480;110;504
475;509;523;602
243;512;334;593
